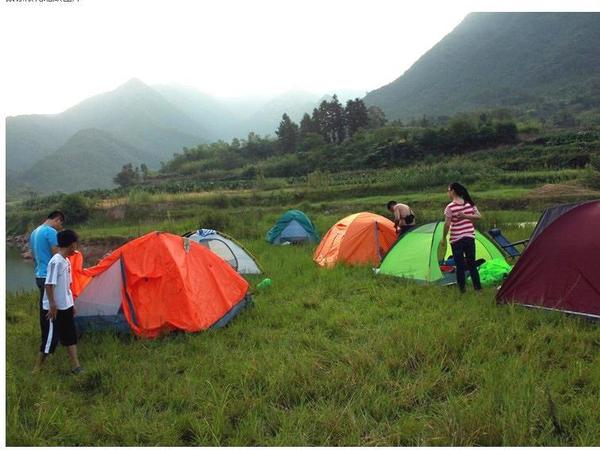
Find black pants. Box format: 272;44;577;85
451;237;481;292
398;224;415;236
36;278;46;342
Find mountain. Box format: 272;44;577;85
6;78;208;174
6;79;365;194
238;90;321;137
152;84;240;141
20;129;153;193
364;13;600;120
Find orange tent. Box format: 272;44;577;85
313;212;396;268
71;232;250;338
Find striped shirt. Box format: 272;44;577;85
444;201;479;243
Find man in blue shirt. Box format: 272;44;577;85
29;211;66;338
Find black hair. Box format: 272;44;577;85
449;182;475;206
57;229;78;248
386;200;397;210
48;210;66;223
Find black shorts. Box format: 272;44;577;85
398;224;415;236
40;307;77;354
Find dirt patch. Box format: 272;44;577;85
526;183;599;198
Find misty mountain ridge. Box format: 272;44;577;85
364;12;600;120
20;129;154;193
6;78;367;193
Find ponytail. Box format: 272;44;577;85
449;182;475;206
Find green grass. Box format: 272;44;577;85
6;238;600;445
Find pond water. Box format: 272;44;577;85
6;246;36;294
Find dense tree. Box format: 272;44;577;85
140;163;149;181
345;98;369;138
113;163;140;188
317;95;346;144
367;106;388;129
300;112;320;136
276;114;299;153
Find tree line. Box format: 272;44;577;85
114;97;519;188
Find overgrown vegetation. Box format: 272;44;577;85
7;232;600;445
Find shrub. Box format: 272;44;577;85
59;194;92;224
195;210;231;231
581;167;600;190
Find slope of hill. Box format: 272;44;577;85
20;129;153;193
364;12;600;120
238;90;321;137
6;78;208;174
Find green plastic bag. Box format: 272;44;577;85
478;259;513;287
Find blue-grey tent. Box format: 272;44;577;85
266;210;319;245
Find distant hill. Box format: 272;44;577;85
21;129;153;193
6;78;208;174
152;84;241;142
6;79;361;193
364;13;600;120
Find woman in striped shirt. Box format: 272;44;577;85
441;182;482;293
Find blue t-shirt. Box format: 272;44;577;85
29;224;58;278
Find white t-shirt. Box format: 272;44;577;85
42;253;74;310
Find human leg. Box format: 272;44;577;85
56;308;81;371
463;238;481;290
451;240;467;293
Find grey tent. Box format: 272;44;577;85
183;229;263;275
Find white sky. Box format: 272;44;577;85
0;0;599;116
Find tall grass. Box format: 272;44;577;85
6;238;600;445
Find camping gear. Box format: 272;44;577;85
183;229;262;274
487;228;529;258
257;278;272;290
497;200;600;318
478;259;513;287
377;221;506;284
266;210;319;245
71;232;251;338
313;212;396;267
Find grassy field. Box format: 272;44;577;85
6;184;600;446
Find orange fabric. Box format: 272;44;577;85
313;212;396;267
68;251;91;298
71;232;249;338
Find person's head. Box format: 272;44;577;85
447;182;475;205
57;229;78;256
386;200;397;212
46;211;66;230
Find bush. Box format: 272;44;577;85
59;194;92;224
581;167;600;190
590;154;600;172
195;210;231;231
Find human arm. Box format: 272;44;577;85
44;258;59;319
393;206;405;227
440;217;451;249
45;285;57;320
441;205;452;248
46;228;60;254
457;206;482;221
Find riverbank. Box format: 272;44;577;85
6;234;127;266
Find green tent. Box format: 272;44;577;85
266;210;319;245
377;222;506;284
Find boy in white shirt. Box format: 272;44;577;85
33;229;83;374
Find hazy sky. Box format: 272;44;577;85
1;0;599;116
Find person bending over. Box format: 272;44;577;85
387;200;416;236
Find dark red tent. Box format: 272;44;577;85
497;200;600;318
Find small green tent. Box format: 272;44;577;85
266;210;319;245
377;222;506;284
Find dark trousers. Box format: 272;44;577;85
36;278;46;347
450;237;481;292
